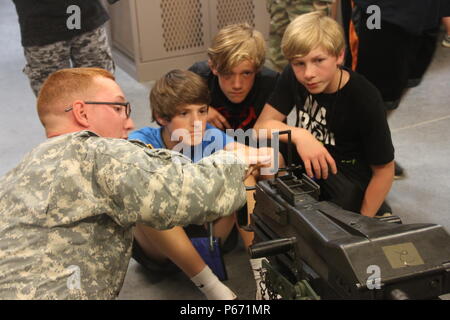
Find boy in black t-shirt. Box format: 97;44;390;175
254;11;395;217
188;23;279;132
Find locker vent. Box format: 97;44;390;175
161;0;205;52
217;0;255;29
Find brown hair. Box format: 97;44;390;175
208;23;266;74
150;69;210;123
37;68;115;126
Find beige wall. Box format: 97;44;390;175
106;0;270;82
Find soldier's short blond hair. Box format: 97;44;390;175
37;68;115;126
282;11;345;61
150;70;210;123
208;23;266;74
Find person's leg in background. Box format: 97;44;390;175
266;0;333;72
407;28;439;88
22;41;71;96
346;7;413;179
22;25;114;97
355;15;412;111
70;25;115;74
266;0;291;72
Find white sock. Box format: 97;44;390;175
190;265;236;300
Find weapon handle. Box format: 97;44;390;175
248;237;297;259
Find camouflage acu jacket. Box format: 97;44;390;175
0;131;247;299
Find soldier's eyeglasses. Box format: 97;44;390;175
64;101;132;119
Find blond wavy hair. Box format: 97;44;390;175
208;23;266;74
282;11;345;61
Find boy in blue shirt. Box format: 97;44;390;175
129;69;274;300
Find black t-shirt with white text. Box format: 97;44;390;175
189;61;279;131
268;65;394;166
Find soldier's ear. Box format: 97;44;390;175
70;100;90;128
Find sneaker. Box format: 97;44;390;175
385;98;401;110
394;162;406;180
406;78;422;88
375;212;393;218
442;34;450;48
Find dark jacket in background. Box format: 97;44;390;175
354;0;447;35
12;0;109;47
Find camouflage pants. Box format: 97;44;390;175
266;0;333;72
23;25;115;96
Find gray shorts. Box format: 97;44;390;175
23;25;115;96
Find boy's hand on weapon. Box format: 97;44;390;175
244;147;274;179
228;145;273;180
293;128;337;180
207;107;231;130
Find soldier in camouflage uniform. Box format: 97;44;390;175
12;0;114;96
0;68;262;300
266;0;334;71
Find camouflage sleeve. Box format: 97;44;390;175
92;140;248;230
